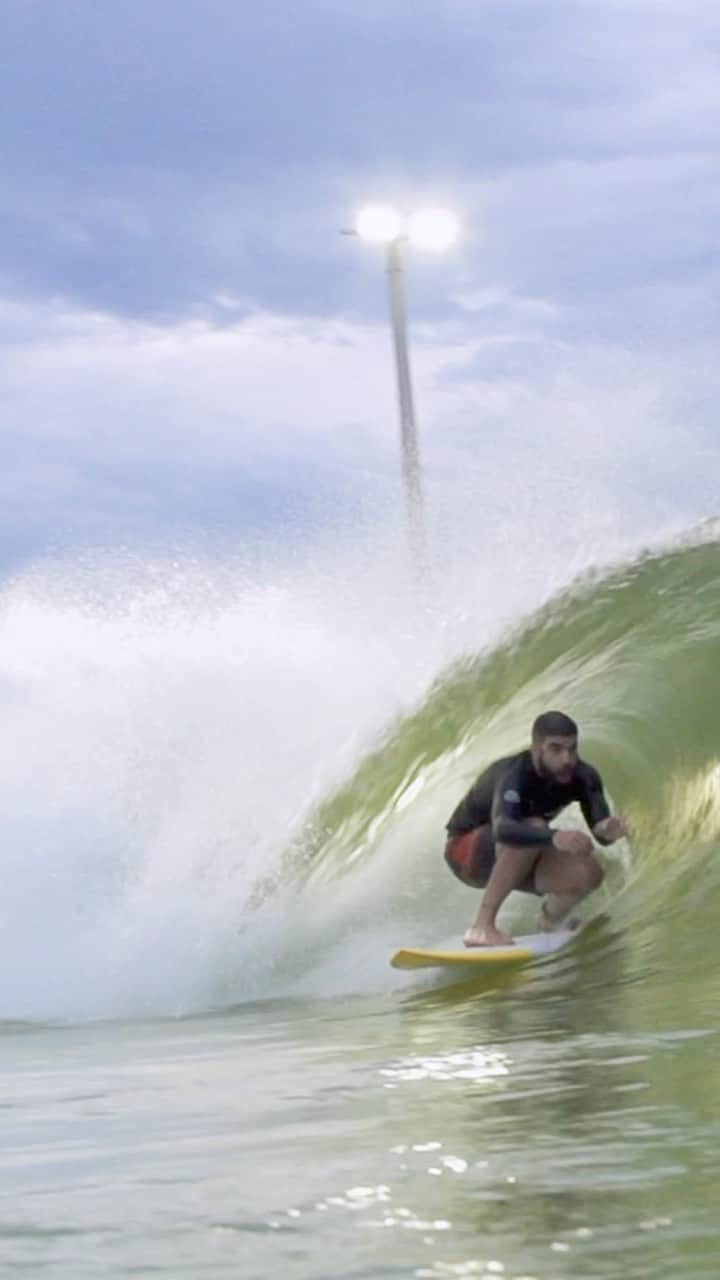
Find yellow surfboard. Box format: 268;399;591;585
390;930;575;971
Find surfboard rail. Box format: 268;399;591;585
390;930;575;971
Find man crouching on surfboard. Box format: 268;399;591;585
444;711;628;947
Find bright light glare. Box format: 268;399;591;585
407;209;459;251
355;204;403;243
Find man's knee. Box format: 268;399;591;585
576;853;604;893
588;854;604;889
572;831;594;858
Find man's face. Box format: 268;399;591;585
536;735;578;783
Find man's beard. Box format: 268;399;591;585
539;758;574;783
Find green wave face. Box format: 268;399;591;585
296;533;720;959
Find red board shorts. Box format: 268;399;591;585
444;825;541;895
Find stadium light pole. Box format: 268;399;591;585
344;205;459;598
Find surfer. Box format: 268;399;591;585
444;711;628;947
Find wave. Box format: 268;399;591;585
2;527;719;1019
273;525;720;990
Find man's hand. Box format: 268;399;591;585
552;829;593;855
593;815;629;843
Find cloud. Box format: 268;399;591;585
1;299;394;464
2;0;720;320
454;287;561;321
2;283;718;568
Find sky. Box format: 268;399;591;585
2;0;720;572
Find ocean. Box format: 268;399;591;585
2;526;719;1278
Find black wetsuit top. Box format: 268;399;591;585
446;750;611;847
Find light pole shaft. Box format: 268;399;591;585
385;238;429;589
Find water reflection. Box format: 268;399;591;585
381;1048;510;1086
370;912;719;1278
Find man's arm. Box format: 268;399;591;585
491;767;554;847
579;766;628;844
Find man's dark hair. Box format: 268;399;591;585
532;711;578;742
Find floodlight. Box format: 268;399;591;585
355;204;403;244
407;208;459;252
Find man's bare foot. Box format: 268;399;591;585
540;902;581;933
463;924;515;948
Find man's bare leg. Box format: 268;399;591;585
464;844;541;947
534;844;604;931
540;893;583;931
